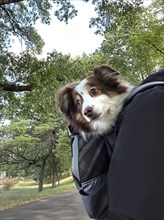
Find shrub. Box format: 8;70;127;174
0;178;18;191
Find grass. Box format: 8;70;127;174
0;176;76;211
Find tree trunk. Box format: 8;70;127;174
51;168;56;188
50;153;57;188
57;173;61;186
38;160;46;192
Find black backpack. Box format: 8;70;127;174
69;81;164;219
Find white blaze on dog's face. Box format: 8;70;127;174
57;65;133;137
75;79;109;122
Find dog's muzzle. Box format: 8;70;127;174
84;107;101;120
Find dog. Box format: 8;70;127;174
57;65;133;139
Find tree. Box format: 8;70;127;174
89;0;143;34
55;129;71;175
0;0;79;96
0;120;58;192
92;0;164;83
1;0;163;96
0;0;78;53
32;121;57;192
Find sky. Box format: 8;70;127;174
11;0;152;58
11;1;104;58
37;1;104;58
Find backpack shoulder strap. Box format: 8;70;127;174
124;81;164;107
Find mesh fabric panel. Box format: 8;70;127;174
78;135;110;182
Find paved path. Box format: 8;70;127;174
0;190;90;220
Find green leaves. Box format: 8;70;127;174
89;0;143;35
55;129;71;172
0;120;55;165
98;0;164;83
0;0;54;53
53;0;78;23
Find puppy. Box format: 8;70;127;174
57;65;133;138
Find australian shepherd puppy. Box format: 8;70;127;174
57;65;133;139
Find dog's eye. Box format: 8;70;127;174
75;99;82;108
89;88;100;97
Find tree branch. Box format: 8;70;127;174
0;6;17;34
0;0;23;6
0;5;24;41
152;44;164;55
0;83;32;92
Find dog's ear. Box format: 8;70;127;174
93;65;128;94
93;65;121;88
57;82;77;114
94;65;119;78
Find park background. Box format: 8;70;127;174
0;0;163;210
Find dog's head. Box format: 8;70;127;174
57;65;132;137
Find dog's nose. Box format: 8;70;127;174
84;107;93;117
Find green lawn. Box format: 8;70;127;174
0;176;76;211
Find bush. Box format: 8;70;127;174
0;178;18;191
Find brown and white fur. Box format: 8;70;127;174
57;65;133;139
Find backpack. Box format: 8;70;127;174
68;81;164;219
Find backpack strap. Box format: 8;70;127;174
124;81;164;107
67;127;81;181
